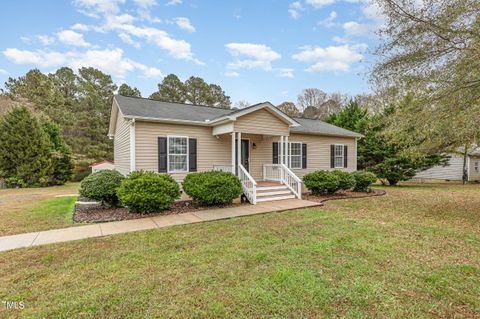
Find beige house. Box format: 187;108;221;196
108;95;362;204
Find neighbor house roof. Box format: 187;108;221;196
89;161;114;167
113;95;362;138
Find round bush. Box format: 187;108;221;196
182;171;242;205
331;170;355;191
352;171;377;192
303;170;340;195
79;170;124;206
117;171;180;214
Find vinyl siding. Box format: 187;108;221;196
469;156;480;181
414;154;464;181
135;121;231;184
234;108;289;136
243;133;356;184
113;113;130;175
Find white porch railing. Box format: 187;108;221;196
213;164;234;173
280;164;302;199
263;164;302;199
263;164;282;182
238;164;257;204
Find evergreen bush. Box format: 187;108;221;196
182;171;242;205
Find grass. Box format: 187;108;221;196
0;183;79;235
0;183;479;318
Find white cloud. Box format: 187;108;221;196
343;21;374;36
134;0;156;8
318;11;337;27
71;23;90;32
292;44;367;72
224;71;239;77
166;0;182;6
174;17;195;33
277;68;294;78
288;2;303;19
57;30;91;47
143;67;162;78
305;0;335;9
37;35;55;45
3;47;159;78
118;33;141;48
225;43;281;71
0;69;8;75
74;0;125;17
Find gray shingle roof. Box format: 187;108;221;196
115;95;233;122
114;95;362;138
291;118;363;138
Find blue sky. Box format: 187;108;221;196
0;0;382;105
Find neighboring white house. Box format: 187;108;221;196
90;161;115;173
414;146;480;182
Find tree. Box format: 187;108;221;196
149;74;186;103
372;0;480;158
235;100;250;109
0;106;53;186
149;74;231;108
327;99;447;185
277;102;299;117
297;88;346;119
118;83;141;97
76;67;117;160
41;120;74;185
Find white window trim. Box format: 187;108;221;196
334;144;345;168
289;142;302;169
167;135;189;173
279;141;303;170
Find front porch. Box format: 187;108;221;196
212;131;302;204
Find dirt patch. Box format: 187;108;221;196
305;189;386;204
73;200;248;223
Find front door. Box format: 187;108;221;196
235;139;250;172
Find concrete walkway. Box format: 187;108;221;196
0;199;320;252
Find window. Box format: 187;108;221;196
334;144;344;168
290;142;302;169
475;161;479;172
168;136;188;172
278;142;302;169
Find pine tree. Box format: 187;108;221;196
42;120;74;185
0;106;53;186
118;84;141;97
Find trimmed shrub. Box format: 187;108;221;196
79;170;124;206
117;171;180;213
303;170;340;195
331;170;355;191
182;171;242;205
352;171;377;192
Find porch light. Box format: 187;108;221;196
253;143;257;149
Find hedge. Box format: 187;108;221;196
182;171;242;205
79;170;124;206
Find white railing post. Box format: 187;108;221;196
297;181;302;199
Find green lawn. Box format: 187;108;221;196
0;183;79;235
0;183;479;318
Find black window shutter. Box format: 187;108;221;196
302;143;307;169
158;137;167;173
189;138;197;172
272;142;279;164
330;145;335;168
344;145;348;168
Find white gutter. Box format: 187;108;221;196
129;119;136;173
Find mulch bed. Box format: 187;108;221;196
305;189;386;204
73;200;247;223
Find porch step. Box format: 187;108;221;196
256;185;288;191
256;194;296;202
256;189;292;197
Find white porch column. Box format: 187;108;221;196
231;132;235;174
280;135;284;165
237;131;242;171
285;135;289;168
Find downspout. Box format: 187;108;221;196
130;119;136;173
